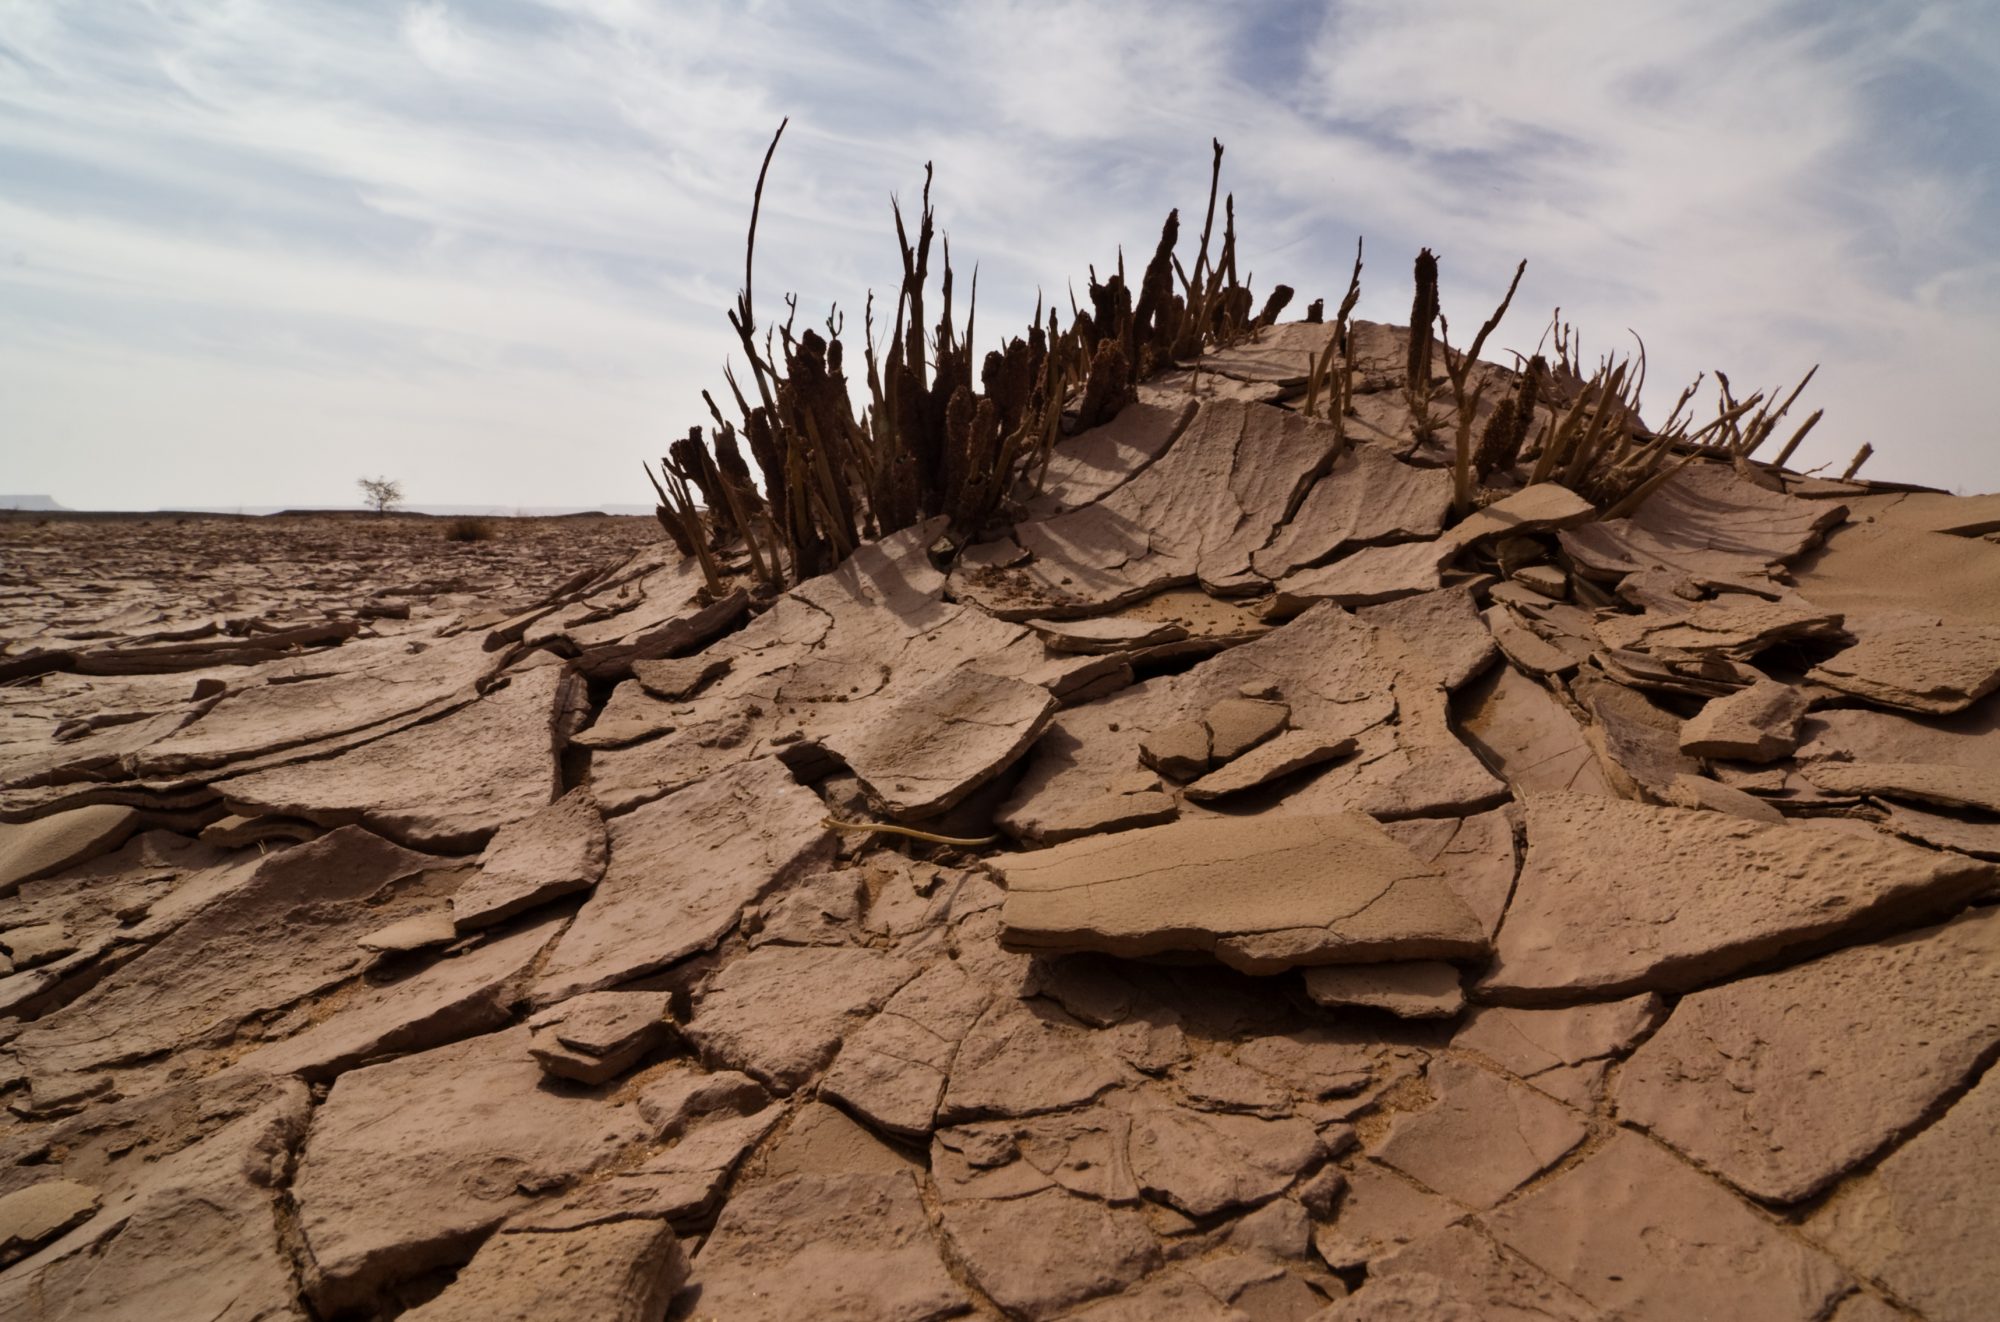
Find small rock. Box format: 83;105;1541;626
1204;697;1290;760
527;990;673;1086
1302;962;1464;1019
1183;730;1356;800
1139;718;1213;782
357;910;457;954
631;653;731;700
1679;679;1809;762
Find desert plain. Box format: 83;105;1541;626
2;316;1999;1322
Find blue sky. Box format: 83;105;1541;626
3;0;1997;509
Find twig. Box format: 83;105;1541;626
820;815;999;847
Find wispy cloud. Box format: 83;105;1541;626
2;0;1995;507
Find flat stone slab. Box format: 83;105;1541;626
1800;759;2000;813
1301;961;1464;1019
999;812;1488;974
1374;1058;1588;1208
1808;620;2000;714
294;1024;650;1314
1679;678;1809;762
1808;1063;2000;1322
1354;585;1497;691
687;1172;968;1321
1483;793;1995;1000
1615;906;2000;1203
532;757;832;1004
1559;462;1845;582
683;944;917;1093
1454;665;1614;797
399;1221;687;1322
1452;994;1663;1108
0;805;140;897
1250;441;1452;579
452;787;606;931
821;666;1055;820
218;663;577;851
1183;729;1355;800
1483;1131;1849;1322
0;1179;100;1266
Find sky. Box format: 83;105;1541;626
3;0;1998;511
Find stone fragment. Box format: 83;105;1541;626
1027;396;1195;514
452;788;606;930
1809;620;2000;714
0;1080;309;1322
218;663;577;851
1354;585;1497;691
1271;540;1448;608
1454;665;1614;797
533;757;831;1004
1808;1064;2000;1322
398;1221;687;1322
1381;810;1519;939
1027;616;1190;653
1445;484;1596;551
1251;441;1453;579
932;1105;1139;1205
1140;718;1212;782
0;805;140;896
1513;563;1568;599
358;909;457;954
1357;1224;1602;1322
1483;1131;1848;1322
1128;1105;1325;1217
1001;604;1500;841
761;1101;922;1178
520;1107;785;1230
1374;1059;1588;1208
953;399;1342;617
1801;760;2000;814
631;653;730;700
294;1026;649;1312
1484;794;1995;999
1663;771;1788;823
1572;674;1698;799
1311;1160;1461;1270
0;922;73;969
1679;679;1809;762
940;1186;1161;1320
746;867;864;946
1177;1052;1293;1117
690;1172;969;1321
634;1063;768;1138
9;827;445;1090
0;1179;99;1266
243;914;563;1082
1595;596;1844;657
683;944;915;1094
1184;730;1355;800
1615;906;2000;1202
1451;995;1663;1107
1483;604;1578;677
1880;800;2000;859
1559;463;1844;581
1302;962;1463;1019
822;667;1055;819
1790;522;2000;628
527;990;673;1085
939;997;1125;1121
999;813;1488;974
1204;696;1290;760
819;959;991;1138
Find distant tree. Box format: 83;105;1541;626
358;476;404;515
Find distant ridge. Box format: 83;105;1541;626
0;494;69;511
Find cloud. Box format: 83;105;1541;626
1;0;1995;508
